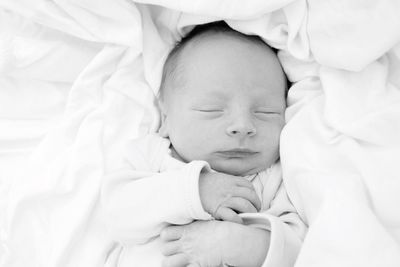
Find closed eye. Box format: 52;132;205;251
254;110;282;121
255;111;279;115
195;109;223;113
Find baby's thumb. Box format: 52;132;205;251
217;207;243;224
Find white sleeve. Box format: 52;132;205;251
240;172;307;267
240;212;304;267
100;135;212;245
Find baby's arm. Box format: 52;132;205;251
100;135;211;244
101;160;211;243
102;168;260;243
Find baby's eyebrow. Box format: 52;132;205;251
194;90;229;101
190;99;224;106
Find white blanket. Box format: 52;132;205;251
1;0;400;266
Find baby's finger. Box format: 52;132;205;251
234;177;254;189
217;207;243;224
225;197;257;214
162;253;189;267
160;226;184;241
161;240;182;256
232;186;261;211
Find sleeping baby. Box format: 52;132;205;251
102;21;306;267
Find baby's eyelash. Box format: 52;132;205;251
195;109;223;112
255;111;277;114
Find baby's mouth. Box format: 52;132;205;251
215;149;258;158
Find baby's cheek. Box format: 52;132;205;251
258;136;280;160
173;138;209;163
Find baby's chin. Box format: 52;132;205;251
211;162;267;177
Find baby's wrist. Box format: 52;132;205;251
198;171;215;215
245;228;270;267
222;223;270;267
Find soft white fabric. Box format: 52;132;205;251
102;135;212;245
103;134;305;267
1;0;400;266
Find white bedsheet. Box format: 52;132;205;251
1;0;400;266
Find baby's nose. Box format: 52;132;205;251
226;117;256;137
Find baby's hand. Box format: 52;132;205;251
160;220;270;267
199;171;261;223
160;220;226;267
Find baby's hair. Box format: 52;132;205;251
159;21;288;100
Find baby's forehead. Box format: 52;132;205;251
166;33;271;80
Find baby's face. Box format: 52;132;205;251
160;34;286;176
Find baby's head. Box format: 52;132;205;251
159;22;287;176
